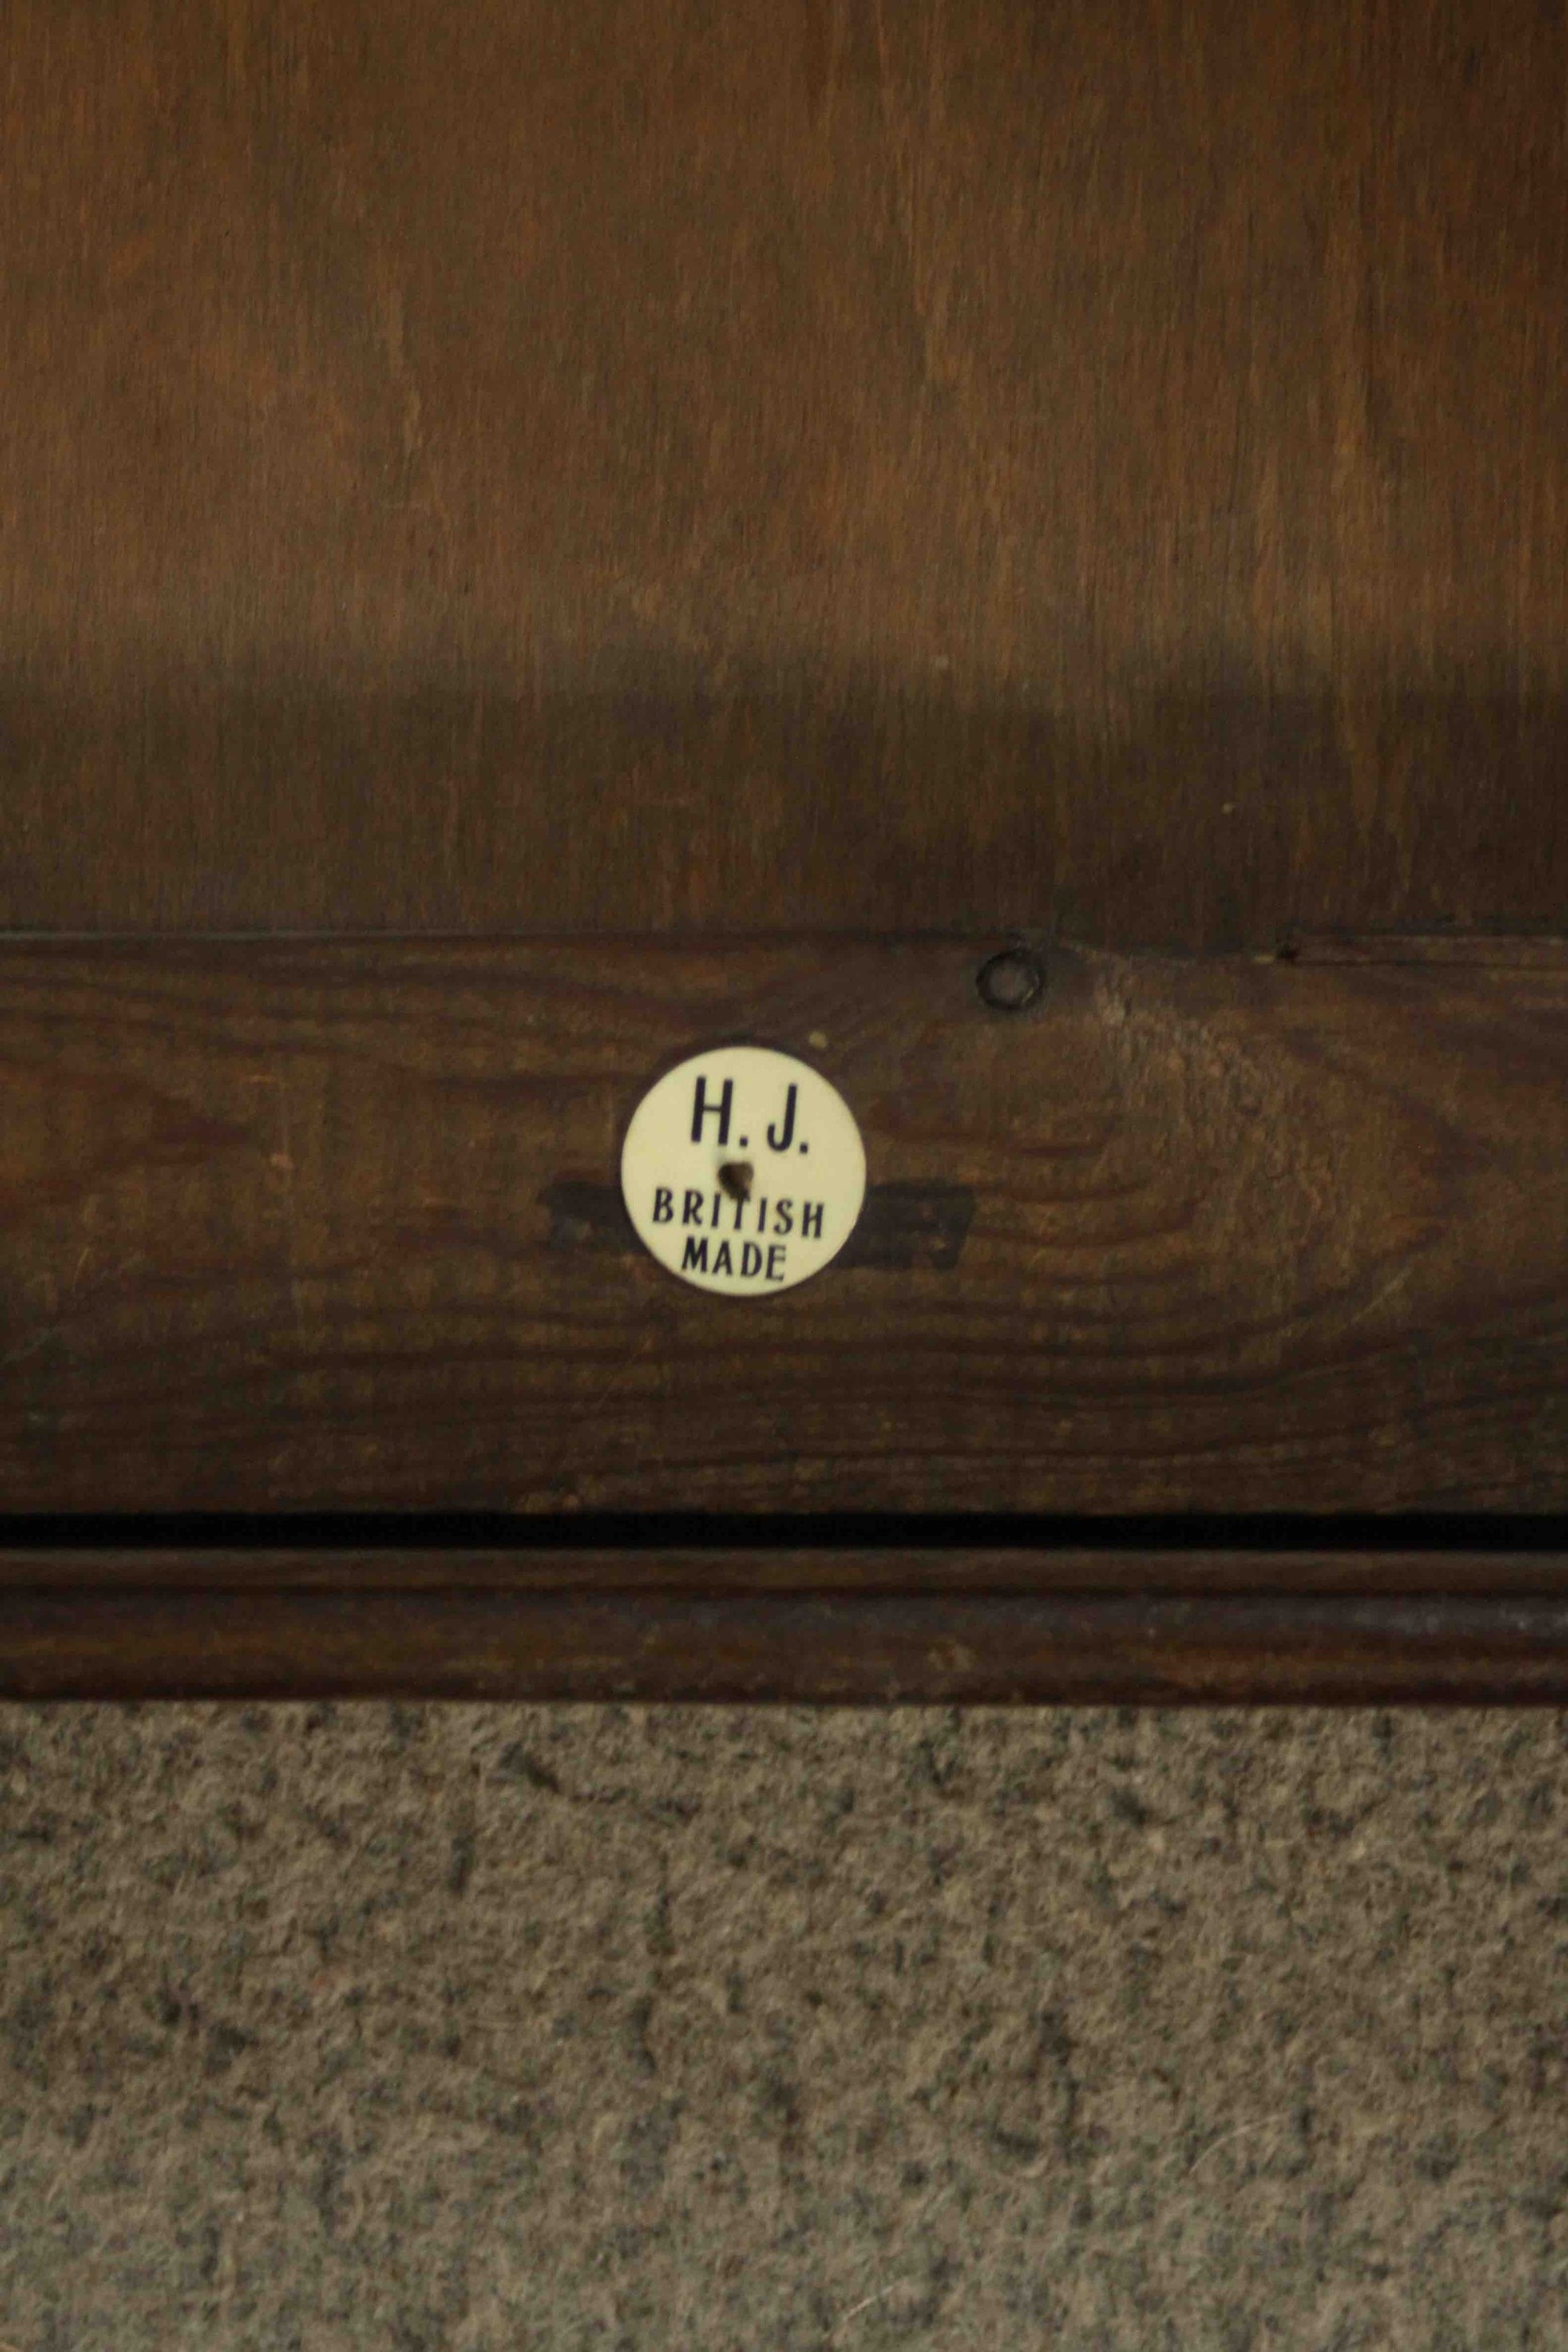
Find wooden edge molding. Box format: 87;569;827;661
4;1585;1568;1705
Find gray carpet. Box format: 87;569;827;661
1;1705;1565;2349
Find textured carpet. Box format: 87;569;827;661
1;1705;1565;2349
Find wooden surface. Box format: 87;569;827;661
5;1581;1568;1704
5;3;1568;1692
1;0;1565;946
7;1546;1568;1702
7;1543;1566;1595
0;933;1564;1518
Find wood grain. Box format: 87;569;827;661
7;4;1566;1695
6;1588;1568;1705
1;1545;1562;1595
2;0;1566;946
0;934;1564;1517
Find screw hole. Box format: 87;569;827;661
718;1160;754;1202
976;946;1046;1012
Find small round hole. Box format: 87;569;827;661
976;946;1046;1012
718;1160;754;1202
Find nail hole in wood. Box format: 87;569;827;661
976;946;1045;1012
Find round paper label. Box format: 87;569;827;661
620;1046;866;1296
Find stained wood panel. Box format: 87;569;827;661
0;934;1564;1517
1;0;1566;944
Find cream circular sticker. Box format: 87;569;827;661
621;1046;866;1296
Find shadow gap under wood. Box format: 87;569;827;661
2;1510;1567;1552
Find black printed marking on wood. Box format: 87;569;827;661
543;1179;974;1272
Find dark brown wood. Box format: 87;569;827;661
2;0;1566;949
5;1548;1565;1596
6;6;1568;1694
1286;932;1568;968
7;1587;1568;1705
0;933;1565;1517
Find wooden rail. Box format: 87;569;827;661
0;932;1564;1696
